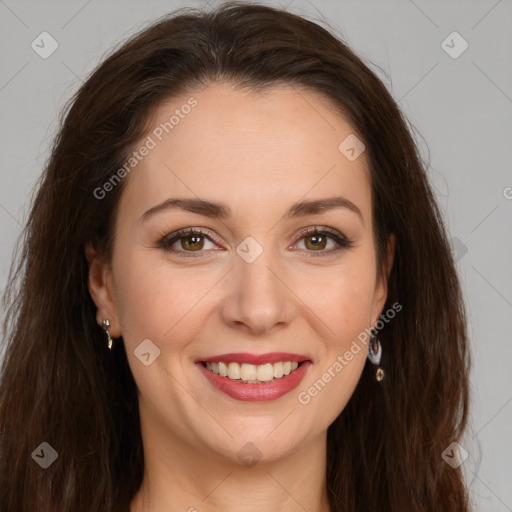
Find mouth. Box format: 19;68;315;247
195;354;312;401
200;360;306;383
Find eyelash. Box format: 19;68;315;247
156;226;354;259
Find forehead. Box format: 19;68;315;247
118;82;372;226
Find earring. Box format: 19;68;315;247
368;329;385;382
101;319;113;350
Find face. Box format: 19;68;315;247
87;81;393;464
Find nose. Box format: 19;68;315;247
219;247;295;336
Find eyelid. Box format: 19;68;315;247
290;226;353;255
157;225;353;257
157;227;221;254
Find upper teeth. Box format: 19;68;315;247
205;361;299;382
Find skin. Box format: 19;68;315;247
86;81;395;512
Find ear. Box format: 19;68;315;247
371;233;395;324
85;241;122;337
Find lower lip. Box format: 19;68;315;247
196;361;311;401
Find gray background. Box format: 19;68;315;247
1;0;511;510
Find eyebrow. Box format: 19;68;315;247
140;196;364;226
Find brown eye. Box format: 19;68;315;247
303;233;328;251
158;228;218;258
294;227;353;256
180;234;205;251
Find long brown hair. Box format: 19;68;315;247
0;2;472;511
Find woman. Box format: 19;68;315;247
0;2;472;511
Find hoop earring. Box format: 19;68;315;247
368;329;385;382
101;319;113;350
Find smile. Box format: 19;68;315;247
203;360;300;383
196;355;312;401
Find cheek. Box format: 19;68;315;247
305;258;377;348
298;265;374;425
111;249;207;350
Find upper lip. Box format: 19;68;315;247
196;352;310;365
